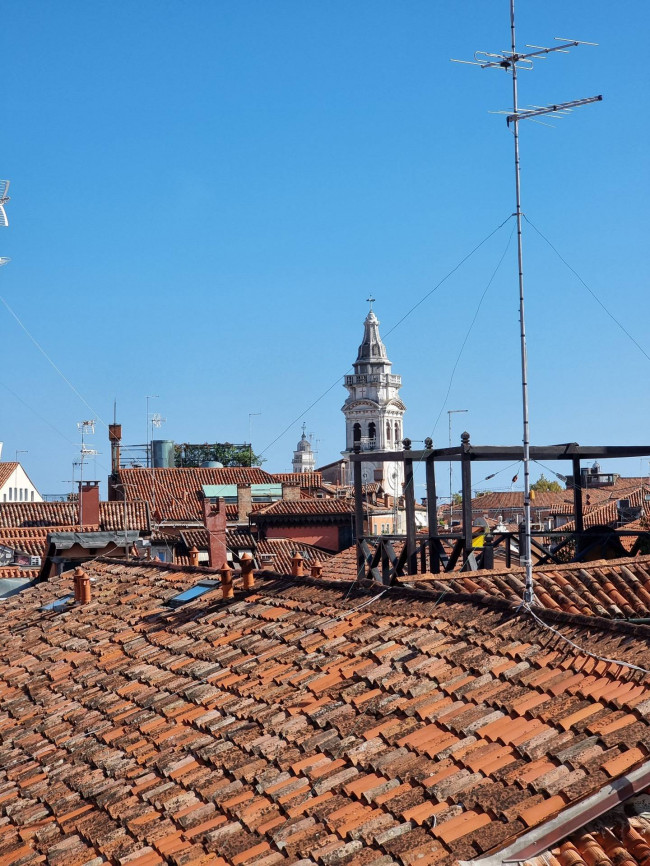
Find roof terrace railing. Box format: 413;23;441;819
351;434;650;583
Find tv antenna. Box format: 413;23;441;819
0;180;10;227
77;420;99;526
452;1;601;605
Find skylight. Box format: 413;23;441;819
167;580;219;608
41;594;75;612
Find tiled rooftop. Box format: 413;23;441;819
3;559;650;864
0;501;150;532
177;528;334;574
0;462;20;489
115;467;276;524
272;473;324;491
323;547;650;620
252;499;386;518
524;791;650;866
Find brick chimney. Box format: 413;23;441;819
202;497;227;569
283;483;301;502
79;481;100;528
237;484;252;523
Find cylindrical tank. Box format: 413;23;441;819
200;460;224;468
152;440;175;468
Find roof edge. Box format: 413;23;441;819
461;758;650;866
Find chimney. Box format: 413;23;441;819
202;497;227;569
79;481;100;528
310;562;322;579
108;424;122;475
74;567;91;604
283;483;301;502
240;551;255;589
189;546;199;567
237;484;252;523
220;562;234;599
291;551;304;577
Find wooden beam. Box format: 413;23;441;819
350;444;650;463
353;448;365;577
572;457;584;535
425;455;441;573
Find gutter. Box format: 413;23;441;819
460;759;650;866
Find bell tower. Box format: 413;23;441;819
342;299;406;495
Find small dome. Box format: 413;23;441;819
297;433;312;452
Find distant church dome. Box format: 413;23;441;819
297;432;312;452
292;424;316;473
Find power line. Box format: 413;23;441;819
258;215;514;458
0;294;108;427
429;223;516;439
523;215;650;364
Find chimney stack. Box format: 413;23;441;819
202;497;227;569
73;566;91;604
240;551;255;590
220;562;234;599
283;483;301;502
237;484;252;523
108;424;122;475
79;481;100;528
291;551;304;577
189;546;199;567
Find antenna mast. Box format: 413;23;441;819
452;0;601;604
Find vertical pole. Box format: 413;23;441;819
449;412;453;528
404;454;417;575
572;457;584;535
425;453;440;573
510;0;534;604
461;432;473;559
353;448;365;576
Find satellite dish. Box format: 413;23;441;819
0;180;10;227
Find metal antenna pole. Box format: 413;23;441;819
451;5;601;605
509;0;534;604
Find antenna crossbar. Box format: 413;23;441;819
507;94;602;125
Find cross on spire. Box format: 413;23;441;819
366;295;375;311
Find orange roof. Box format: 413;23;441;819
2;558;650;863
115;466;276;523
0;500;149;531
272;472;323;490
0;462;20;488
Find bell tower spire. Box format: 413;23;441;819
342;302;406;496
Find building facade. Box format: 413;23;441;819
342;304;406;494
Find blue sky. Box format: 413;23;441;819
1;1;649;498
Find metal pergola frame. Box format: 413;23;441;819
351;435;650;579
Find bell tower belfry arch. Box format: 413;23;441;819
342;299;406;496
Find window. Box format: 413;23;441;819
19;488;23;501
30;491;34;502
167;580;219;609
41;595;75;612
386;421;391;442
368;422;376;440
353;423;361;443
2;494;5;502
8;488;12;501
394;422;400;443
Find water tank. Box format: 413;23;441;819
201;460;224;468
152;440;175;468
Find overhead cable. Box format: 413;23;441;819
523;215;650;365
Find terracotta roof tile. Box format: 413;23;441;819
3;559;650;863
114;468;276;524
